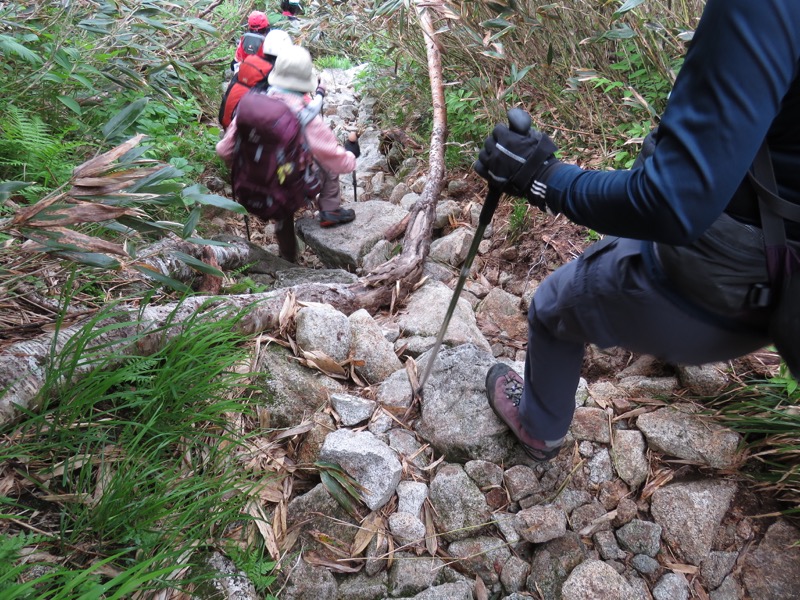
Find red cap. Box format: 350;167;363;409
247;11;269;30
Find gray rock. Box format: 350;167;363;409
429;228;474;267
475;287;528;341
319;429;402;510
593;530;626;560
553;488;593;515
464;459;505;489
702;551;739;589
741;519;800;600
501;555;530;594
360;239;394;274
349;308;403;384
286;484;359;554
493;512;521;546
365;531;389;577
331;392;375;426
710;575;744;600
637;405;743;468
388;429;430;469
617;375;679;396
650;479;737;565
416;345;517;463
203;552;259;600
409;582;473;600
504;464;540;501
571;407;611;443
388;512;426;546
616;519;662;557
527;532;587;599
570;501;609;534
388;182;410;204
677;363;729;396
336;571;388;600
280;557;338;600
514;505;567;544
587;448;614;485
434;199;462;229
296;200;408;270
561;559;638;600
274;267;358;287
447;179;470;196
446;535;511;585
428;463;491;542
388;552;444;597
399;192;421;210
295;303;352;363
397;280;491;355
396;480;428;517
631;554;660;575
259;346;345;428
612;429;649;488
653;572;690;600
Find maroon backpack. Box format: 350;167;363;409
231;91;321;220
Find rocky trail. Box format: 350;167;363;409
201;66;798;600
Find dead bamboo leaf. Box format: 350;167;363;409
278;291;297;334
245;501;281;561
641;467;675;501
72;134;147;178
475;574;489;600
23;227;129;257
663;562;699;575
300;349;347;378
303;551;362;573
424;502;438;556
269;421;313;442
351;512;382;557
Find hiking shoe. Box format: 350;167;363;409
319;208;356;227
485;363;563;462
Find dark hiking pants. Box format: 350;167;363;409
520;236;771;442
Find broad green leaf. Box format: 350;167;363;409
0;34;43;65
0;181;33;202
613;0;647;19
57;96;82;115
69;73;96;92
182;206;202;238
187;18;217;34
481;18;514;29
183;186;246;214
131;264;191;292
319;470;359;518
171;251;225;277
102;98;149;140
56;251;121;269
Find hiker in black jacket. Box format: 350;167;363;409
475;0;800;462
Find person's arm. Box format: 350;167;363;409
304;116;356;175
547;0;800;244
234;39;246;64
215;118;238;166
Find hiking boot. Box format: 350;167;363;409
485;363;563;462
319;208;356;227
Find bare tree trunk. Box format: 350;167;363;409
0;4;450;426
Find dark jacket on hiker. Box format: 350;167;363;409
474;0;800;462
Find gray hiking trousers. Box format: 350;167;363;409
521;236;771;442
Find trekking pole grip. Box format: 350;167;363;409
479;108;532;226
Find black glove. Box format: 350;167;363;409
344;138;360;158
315;85;326;98
474;123;562;212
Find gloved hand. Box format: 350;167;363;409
344;133;360;158
474;123;562;212
315;84;326;98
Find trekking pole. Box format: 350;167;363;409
416;108;531;396
244;214;252;241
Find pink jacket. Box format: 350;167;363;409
216;89;356;176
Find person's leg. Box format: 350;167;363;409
316;167;355;226
274;212;297;263
499;237;771;456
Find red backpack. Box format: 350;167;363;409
218;55;273;129
231;91;322;221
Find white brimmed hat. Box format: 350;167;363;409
262;29;292;58
268;45;316;93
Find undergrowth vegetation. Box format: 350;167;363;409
0;300;273;597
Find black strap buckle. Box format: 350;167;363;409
747;283;772;308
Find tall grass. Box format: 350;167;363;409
0;300;269;597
